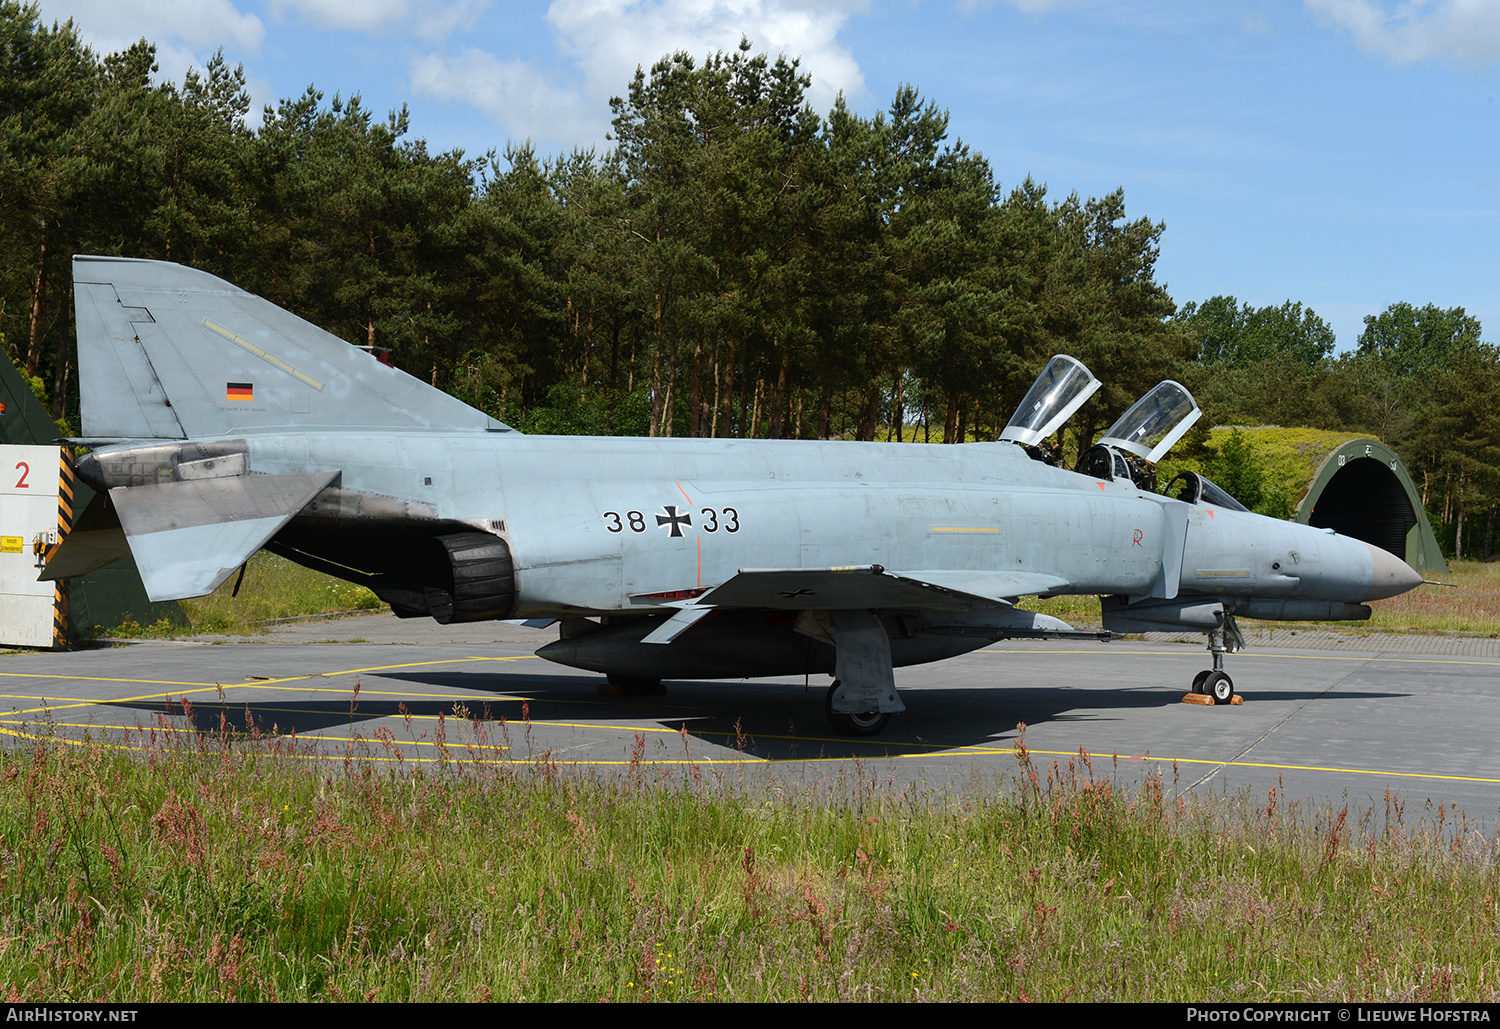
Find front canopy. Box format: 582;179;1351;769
1000;355;1102;446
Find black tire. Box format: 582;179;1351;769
1191;670;1211;694
1203;671;1234;704
825;681;890;737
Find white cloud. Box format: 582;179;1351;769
409;47;600;147
267;0;411;34
1307;0;1500;66
410;0;870;152
411;0;490;44
149;42;206;81
264;0;487;40
34;0;265;56
545;0;870;114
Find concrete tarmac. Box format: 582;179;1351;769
4;612;1500;823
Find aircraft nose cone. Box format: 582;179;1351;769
1364;543;1423;601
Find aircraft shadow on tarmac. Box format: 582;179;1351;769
87;669;1408;763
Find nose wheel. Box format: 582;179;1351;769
1190;622;1239;704
1198;670;1234;703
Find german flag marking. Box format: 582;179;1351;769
226;382;253;402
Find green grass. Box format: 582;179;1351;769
107;551;383;638
1162;425;1370;488
1360;559;1500;634
1024;562;1500;637
3;716;1500;1002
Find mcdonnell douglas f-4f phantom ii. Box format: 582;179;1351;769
45;257;1424;735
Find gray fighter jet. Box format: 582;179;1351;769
47;256;1423;735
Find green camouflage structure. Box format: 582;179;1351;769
1296;437;1447;576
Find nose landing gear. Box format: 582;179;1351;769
1190;616;1244;705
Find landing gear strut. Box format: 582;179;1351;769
821;610;905;736
1191;615;1243;704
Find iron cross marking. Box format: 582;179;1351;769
656;505;692;537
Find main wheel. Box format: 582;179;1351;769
1202;671;1234;704
825;681;890;737
1191;670;1211;694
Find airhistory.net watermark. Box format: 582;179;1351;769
3;1010;138;1022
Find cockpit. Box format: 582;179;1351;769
1002;356;1253;510
1076;442;1153;489
1162;470;1250;512
1074;380;1200;491
998;355;1100;467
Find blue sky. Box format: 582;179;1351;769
31;0;1500;350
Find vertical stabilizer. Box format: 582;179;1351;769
73;256;511;439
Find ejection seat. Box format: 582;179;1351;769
1075;380;1200;492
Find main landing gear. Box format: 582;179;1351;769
825;680;890;737
821;610;905;737
1190;617;1244;705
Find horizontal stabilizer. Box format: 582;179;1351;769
700;565;1070;611
103;470;338;601
41;492;130;580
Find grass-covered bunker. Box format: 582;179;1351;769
1296;437;1447;575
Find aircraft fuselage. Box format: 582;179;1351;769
82;429;1390;620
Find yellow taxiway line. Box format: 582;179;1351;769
2;648;1498;783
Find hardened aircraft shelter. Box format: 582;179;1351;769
1296;437;1447;576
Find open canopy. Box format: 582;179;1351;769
1097;380;1202;463
1000;355;1102;446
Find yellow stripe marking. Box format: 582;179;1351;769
6;707;1498;782
954;747;1500;786
0;723;767;765
12;648;1500;782
6;708;1497;779
0;656;540;715
0;654;536;687
203;318;325;391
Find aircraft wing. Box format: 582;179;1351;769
697;565;1071;611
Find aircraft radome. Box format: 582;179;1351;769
44;257;1425;736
